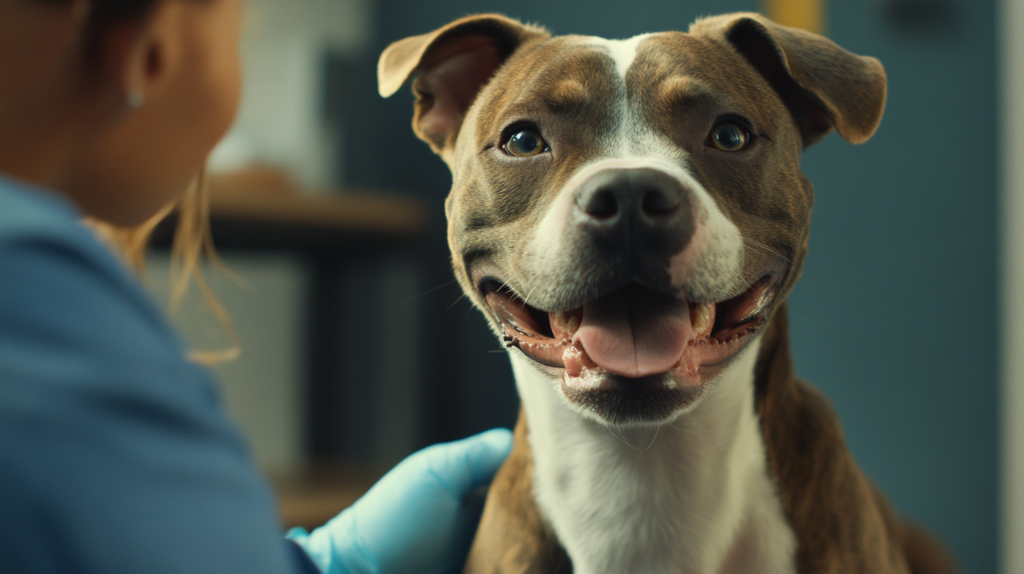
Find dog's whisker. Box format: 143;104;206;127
441;291;469;315
742;238;793;264
399;279;460;306
645;425;661;450
521;276;543;309
605;425;638;450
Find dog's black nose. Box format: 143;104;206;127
578;169;681;220
574;168;694;258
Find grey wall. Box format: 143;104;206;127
332;0;997;571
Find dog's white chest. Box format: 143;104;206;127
511;340;797;574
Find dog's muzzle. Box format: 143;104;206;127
479;164;776;423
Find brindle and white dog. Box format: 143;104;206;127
379;12;957;574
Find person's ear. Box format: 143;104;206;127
95;2;184;114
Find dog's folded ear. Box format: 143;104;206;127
691;13;886;147
378;14;549;154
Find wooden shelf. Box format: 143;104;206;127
152;189;431;254
208;189;428;236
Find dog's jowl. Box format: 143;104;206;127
380;12;958;574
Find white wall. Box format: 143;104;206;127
211;0;373;189
1000;0;1024;571
144;251;425;472
145;254;309;475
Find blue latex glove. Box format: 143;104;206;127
287;428;513;574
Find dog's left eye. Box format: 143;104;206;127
504;129;548;157
709;123;750;152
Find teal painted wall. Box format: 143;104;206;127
789;2;998;572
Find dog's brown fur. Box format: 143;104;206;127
379;12;958;574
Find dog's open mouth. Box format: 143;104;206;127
482;278;774;391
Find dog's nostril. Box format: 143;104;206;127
585;189;619;219
642;188;680;216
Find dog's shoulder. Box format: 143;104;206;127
752;310;913;573
769;380;913;572
465;416;572;574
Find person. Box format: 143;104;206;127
0;1;512;573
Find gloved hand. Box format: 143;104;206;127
286;428;513;574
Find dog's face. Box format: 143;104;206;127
380;13;885;426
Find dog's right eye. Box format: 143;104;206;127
504;129;548;157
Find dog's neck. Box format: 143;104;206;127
511;337;797;574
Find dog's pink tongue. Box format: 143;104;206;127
572;287;693;378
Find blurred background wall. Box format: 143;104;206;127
146;0;1011;571
788;2;998;573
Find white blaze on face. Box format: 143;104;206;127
665;176;746;300
514;34;747;308
582;34;653;79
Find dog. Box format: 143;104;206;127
379;12;957;574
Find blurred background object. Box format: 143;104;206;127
208;0;373;190
143;0;1016;571
764;0;825;32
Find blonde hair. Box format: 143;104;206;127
88;170;239;364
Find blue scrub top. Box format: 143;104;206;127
0;176;317;573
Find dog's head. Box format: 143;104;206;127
380;13;885;426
